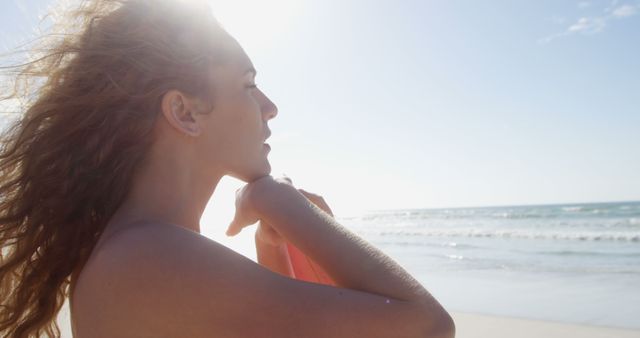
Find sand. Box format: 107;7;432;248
452;312;640;338
58;303;640;337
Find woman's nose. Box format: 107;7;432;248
261;91;278;120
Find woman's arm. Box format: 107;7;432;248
104;219;454;338
229;176;455;337
255;185;334;281
103;175;454;337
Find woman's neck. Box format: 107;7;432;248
111;142;224;234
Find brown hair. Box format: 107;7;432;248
0;0;225;336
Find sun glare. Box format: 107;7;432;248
208;0;301;53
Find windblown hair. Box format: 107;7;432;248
0;0;225;336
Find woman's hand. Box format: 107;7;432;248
254;177;335;246
227;175;335;242
297;188;334;217
254;176;293;246
226;175;295;237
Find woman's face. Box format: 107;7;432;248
196;36;278;183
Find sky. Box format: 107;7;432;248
1;0;639;239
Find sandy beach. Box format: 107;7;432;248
452;312;640;338
57;305;640;337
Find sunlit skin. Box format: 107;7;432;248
70;34;279;329
94;34;277;237
70;25;452;338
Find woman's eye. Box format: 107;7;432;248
246;84;258;89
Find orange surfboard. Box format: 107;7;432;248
286;242;336;286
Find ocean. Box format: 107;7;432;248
337;201;640;329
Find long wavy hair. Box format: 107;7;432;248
0;0;225;336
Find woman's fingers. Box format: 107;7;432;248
281;175;292;183
226;217;245;236
227;207;259;236
227;176;290;237
298;189;334;217
226;175;334;237
226;186;257;236
276;175;293;186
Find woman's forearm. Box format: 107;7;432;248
231;176;453;336
254;186;443;309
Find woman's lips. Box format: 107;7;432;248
263;143;271;152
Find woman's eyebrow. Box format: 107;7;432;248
245;67;256;77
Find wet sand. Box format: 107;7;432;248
452;312;640;338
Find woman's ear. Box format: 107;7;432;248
160;90;201;137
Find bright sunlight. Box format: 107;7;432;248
208;0;302;53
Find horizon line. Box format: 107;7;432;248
352;199;640;214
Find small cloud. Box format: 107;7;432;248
612;4;638;17
540;2;639;44
568;17;606;33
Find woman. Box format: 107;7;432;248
0;0;454;337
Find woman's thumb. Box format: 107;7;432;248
226;219;242;236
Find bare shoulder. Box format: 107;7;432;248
73;222;440;338
72;223;243;337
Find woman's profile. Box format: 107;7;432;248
0;0;454;337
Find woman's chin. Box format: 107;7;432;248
229;161;272;183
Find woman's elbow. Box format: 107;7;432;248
421;308;455;338
436;310;456;338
